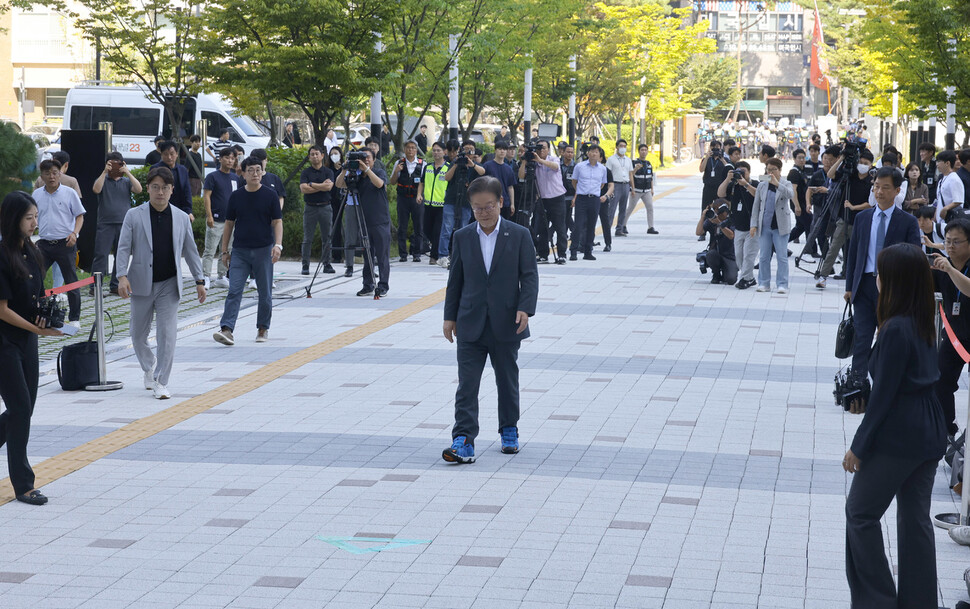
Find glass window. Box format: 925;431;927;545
45;88;68;118
227;111;267;137
69;105;160;136
201;111;243;142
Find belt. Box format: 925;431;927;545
41;238;69;244
577;193;599;198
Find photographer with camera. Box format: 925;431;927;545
816;147;875;289
437;141;486;269
483;143;515;219
390;140;426;263
844;167;922;381
569;145;611;261
786;149;811;246
336;149;393;297
718;162;758;289
519;141;568;264
0;192;65;505
699;140;725;224
91;151;143;296
695;201;737;285
843;243;945;609
750;157;796;294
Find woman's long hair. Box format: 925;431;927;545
0;192;43;280
876;243;936;345
904;162;924;186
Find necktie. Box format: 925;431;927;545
875;210;888;254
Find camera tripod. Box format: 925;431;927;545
518;157;559;260
793;168;851;277
305;177;380;300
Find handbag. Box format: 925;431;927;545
57;325;99;391
835;302;854;359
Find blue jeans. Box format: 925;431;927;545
758;227;789;289
438;205;472;258
220;245;273;331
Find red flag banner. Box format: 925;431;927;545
810;5;830;90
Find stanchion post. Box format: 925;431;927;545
85;272;123;392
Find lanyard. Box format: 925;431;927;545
956;263;970;301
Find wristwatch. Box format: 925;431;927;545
273;243;283;252
195;279;206;286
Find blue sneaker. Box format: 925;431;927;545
442;436;476;464
500;427;519;454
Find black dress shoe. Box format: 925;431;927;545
344;268;354;278
375;287;388;297
603;244;611;252
413;256;421;262
399;256;408;262
323;265;335;274
833;273;845;280
569;252;578;261
357;287;374;296
537;256;549;263
647;228;659;235
583;253;596;261
555;257;566;265
301;266;310;276
16;490;47;505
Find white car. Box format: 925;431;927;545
333;126;370;148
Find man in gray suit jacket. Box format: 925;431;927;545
116;167;206;399
442;176;539;463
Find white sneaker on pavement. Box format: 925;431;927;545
153;383;171;400
776;287;788;295
438;256;449;268
212;276;229;288
143;369;155;390
203;276;211;290
756;285;770;293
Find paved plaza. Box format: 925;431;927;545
2;166;969;608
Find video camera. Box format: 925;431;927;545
344;151;368;188
838;134;868;178
834;367;871;411
696;251;709;274
522;143;539;162
36;294;65;329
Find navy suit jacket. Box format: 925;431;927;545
845;205;921;301
444;219;539;343
152;162;193;216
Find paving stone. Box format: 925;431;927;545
253;576;305;588
0;572;34;583
89;539;136;549
457;556;504;568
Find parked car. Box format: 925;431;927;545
333;126;370;148
27;124;60;140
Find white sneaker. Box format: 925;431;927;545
272;281;278;289
756;285;770;293
203;277;211;290
776;287;788;295
815;277;827;289
438;256;449;268
248;278;257;289
65;320;81;330
950;525;970;546
153;383;171;400
212;276;230;288
143;369;155;390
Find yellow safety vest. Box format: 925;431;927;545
422;161;450;207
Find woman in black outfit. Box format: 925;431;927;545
326;147;345;263
843;243;946;608
0;192;63;505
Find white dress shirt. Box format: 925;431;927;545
476;215;502;273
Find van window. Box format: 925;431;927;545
228;112;268;138
202;111;243;143
69;106;160;136
161;96;196;140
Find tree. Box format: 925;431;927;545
680;54;742;113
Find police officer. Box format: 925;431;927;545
390;140;426;262
625;143;657;234
418;141;450;266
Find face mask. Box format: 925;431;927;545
617;147;627;155
331;154;340;162
857;164;870;174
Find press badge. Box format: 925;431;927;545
954;302;961;316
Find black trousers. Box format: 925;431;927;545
396;196;423;257
362;222;391;291
92;222;123;290
935;337;965;435
538;196;568;259
38;239;80;321
852;274;879;379
424;206;443;260
845;453;938;609
453;321;521;444
0;336;39;496
598;199;613;247
329;199;344;262
707;249;738;285
570;195;599;255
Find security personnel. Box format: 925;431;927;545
390;140;426;262
419;141;450;265
626;144;657;234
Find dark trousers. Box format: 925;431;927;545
424;205;443;259
597;199;613;247
0;336;39;496
453;321;521;444
852;274;879;379
330;199;344;262
38;239;80;321
538;196;567;259
936;337;965;435
702;185;717;210
500;207;512;221
565;196;574;232
302;204;333;266
92;222;123;290
570;195;599;254
707;249;738;284
845;453;938;609
363;222;391;291
396;196;423;257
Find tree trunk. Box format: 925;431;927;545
266;101;279;147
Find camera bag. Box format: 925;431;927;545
835;302;854;359
57;325;99;391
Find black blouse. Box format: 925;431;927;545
0;244;44;346
850;315;946;461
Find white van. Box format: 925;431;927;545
62;85;271;167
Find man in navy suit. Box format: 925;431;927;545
152;140;195;220
844;166;922;379
442;176;539;464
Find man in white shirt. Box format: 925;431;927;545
936;150;966;222
324;129;340;153
605;139;635;236
31;159;85;325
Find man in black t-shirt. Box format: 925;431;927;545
699;140;725;212
213;156;283;346
931;218;970;437
183;135;205;196
717;162;758;289
697;201;737;285
787;149;811;244
816;148;873;287
299;145;336;275
336;149;392;297
415;124;429;156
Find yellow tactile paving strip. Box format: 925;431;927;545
0;185;685;506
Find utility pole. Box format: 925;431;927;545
568;55;577;147
369;35;383;151
523;64;533;145
945;38;957;150
448;34;459;142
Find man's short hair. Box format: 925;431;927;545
860;148;875;162
231;144;244;154
765;157;783;170
39;159;61;173
589;135;600;143
240;156;262;171
938;150;957;168
638;143;648;151
250;148;268;162
916;205;937;221
874;166;903;187
727;146;741;157
461;140;476;149
153;135;166;144
467;176;503;202
404;139;418;149
52;150;71;165
946;217;970;241
918;142;937;154
710;140;722;148
146;166;174;186
735;161;751;172
824;145;842;157
364;136;380;147
587;145;605;159
723;139;737;147
218;128;230;137
494;142;508;150
419;124;427;129
809;144;820;153
474;147;483;156
446;139;461;153
958;149;970;165
189;134;201;143
158;140;177;153
881;152;898;167
760;144;776;158
106;151;124;163
616;139;627;147
218;147;235;158
432;141;446;151
793;148;806;159
308;145;325;155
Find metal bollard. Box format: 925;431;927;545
85;272;123;392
